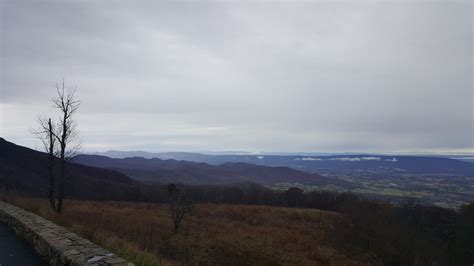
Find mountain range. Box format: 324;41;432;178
0;138;143;200
90;150;474;176
72;154;342;185
0;138;342;197
2;137;473;207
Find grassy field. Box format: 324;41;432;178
2;196;377;266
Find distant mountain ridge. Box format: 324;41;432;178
88;150;474;175
73;154;342;185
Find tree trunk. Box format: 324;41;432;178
56;110;67;213
47;119;56;210
56;142;66;213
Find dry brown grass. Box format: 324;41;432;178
2;196;378;265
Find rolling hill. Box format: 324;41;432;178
73;154;344;186
0;138;143;200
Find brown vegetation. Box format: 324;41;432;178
2;196;376;266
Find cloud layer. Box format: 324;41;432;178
1;1;472;153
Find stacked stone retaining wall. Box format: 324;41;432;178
0;201;134;266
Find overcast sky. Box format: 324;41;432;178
1;0;472;154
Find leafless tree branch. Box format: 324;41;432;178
51;80;81;213
31;115;59;209
32;80;81;213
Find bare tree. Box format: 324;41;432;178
168;184;192;234
52;80;81;213
32;116;58;209
33;80;81;213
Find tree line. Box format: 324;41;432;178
147;183;474;265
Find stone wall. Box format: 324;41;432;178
0;201;134;266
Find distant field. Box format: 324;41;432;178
2;197;376;266
270;173;474;208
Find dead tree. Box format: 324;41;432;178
168;184;191;234
32;116;58;210
52;80;81;213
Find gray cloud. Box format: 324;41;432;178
1;0;472;153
